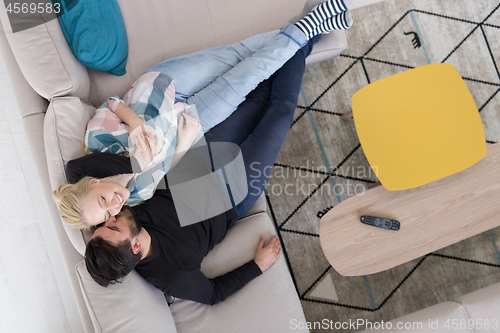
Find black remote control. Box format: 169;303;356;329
360;216;400;230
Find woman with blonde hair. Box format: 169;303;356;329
53;0;353;229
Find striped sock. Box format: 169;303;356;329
311;10;353;35
294;0;350;39
312;0;350;19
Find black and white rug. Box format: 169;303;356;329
265;1;500;332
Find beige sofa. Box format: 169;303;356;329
359;282;500;333
0;0;349;332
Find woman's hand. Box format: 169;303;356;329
129;123;159;156
111;100;158;155
177;113;201;149
132;142;155;172
254;235;281;272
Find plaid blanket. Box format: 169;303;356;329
85;71;189;206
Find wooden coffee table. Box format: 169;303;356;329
319;143;500;276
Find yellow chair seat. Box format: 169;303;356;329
352;63;486;190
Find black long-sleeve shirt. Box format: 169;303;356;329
67;152;262;304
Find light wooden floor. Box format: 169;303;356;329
0;54;83;332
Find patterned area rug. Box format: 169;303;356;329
265;1;500;332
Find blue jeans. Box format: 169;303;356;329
146;24;307;133
204;35;322;219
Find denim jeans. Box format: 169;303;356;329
203;35;322;219
146;24;307;133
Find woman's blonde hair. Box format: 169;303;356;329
53;176;94;229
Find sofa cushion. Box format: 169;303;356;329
44;96;96;255
456;282;500;333
55;0;128;76
76;261;176;333
0;3;90;104
170;212;308;333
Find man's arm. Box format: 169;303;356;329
168;261;263;305
66;152;136;183
158;235;281;305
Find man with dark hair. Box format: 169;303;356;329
84;35;321;305
85;208;143;287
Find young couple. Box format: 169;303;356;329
53;0;352;305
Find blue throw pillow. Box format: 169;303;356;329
54;0;128;76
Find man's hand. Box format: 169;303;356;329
254;235;281;272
